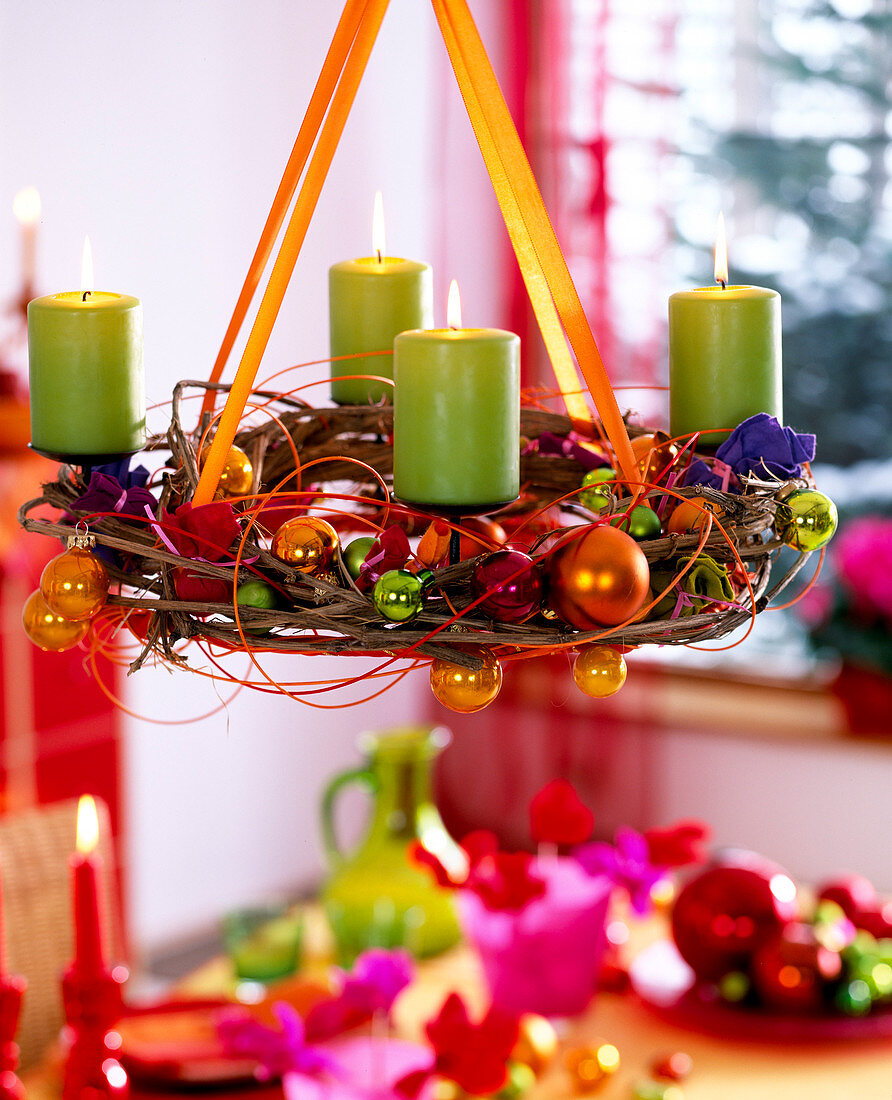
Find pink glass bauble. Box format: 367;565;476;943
471;549;542;623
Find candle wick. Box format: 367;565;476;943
718;279;726;290
376;249;383;264
82;290;92;302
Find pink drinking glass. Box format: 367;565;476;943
459;859;612;1018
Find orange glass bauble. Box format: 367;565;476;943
22;590;90;652
459;516;507;560
631;431;682;485
430;647;502;713
200;444;254;499
39;546;109;621
270;516;339;574
666;495;724;534
546;525;649;628
573;644;627;698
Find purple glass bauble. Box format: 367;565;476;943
471;549;542;623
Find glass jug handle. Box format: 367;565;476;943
320;767;379;867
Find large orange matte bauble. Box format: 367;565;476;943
271;517;339;574
22;590;90;652
547;525;650;628
40;546;109;621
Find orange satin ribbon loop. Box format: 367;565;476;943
193;0;391;507
200;0;371;427
433;0;639;487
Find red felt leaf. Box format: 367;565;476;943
408;841;465;888
356;527;411;591
172;566;231;604
425;993;518;1096
460;830;499;867
466;852;546;912
644;819;711;868
529;779;595;846
164;501;241;561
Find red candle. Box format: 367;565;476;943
70;796;106;975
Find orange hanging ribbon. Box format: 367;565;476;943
200;0;372;426
193;0;391;507
432;0;639;487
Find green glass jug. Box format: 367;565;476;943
320;725;463;964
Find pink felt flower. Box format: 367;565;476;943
835;516;892;621
304;948;414;1039
529;780;595;846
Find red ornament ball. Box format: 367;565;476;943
671;857;798;981
546;524;650;628
472;549;542;622
817;874;878;920
751;922;842;1012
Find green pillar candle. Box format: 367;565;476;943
28;291;145;460
668;284;782;445
329;257;433;405
393;324;520;511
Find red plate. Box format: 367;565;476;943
629;940;892;1043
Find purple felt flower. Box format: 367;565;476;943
72;469;157;519
683;413;816;491
574;827;666;916
217;1001;344;1082
527;431;610;472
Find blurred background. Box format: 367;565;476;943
0;0;889;978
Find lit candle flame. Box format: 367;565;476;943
76;795;99;856
12;186;41;227
714;212;728;288
372;190;385;264
80;236;94;297
447;279;462;329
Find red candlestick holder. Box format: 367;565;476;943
61;964;129;1100
0;974;26;1100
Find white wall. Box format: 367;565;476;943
0;0;462;952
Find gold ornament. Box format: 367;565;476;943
430;647;502;713
22;590;90;652
40;541;109;621
565;1043;620;1094
271;517;339;574
201;444;254;498
573;644;627;698
774;488;838;552
512;1013;559;1075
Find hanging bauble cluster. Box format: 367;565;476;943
23;529;109;652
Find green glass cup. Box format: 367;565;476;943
222;904;303;982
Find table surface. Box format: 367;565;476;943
25;908;892;1100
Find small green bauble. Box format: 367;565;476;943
495;1061;537;1099
579;468;616;512
236;579;280;634
342;535;376;580
835;978;872;1016
774;489;838;552
609;503;662;541
373;569;424;622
